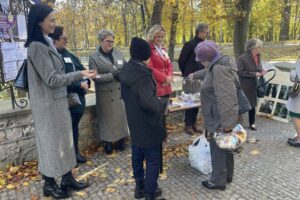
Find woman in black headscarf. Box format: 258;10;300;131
25;3;95;199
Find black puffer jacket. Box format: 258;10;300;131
118;59;168;148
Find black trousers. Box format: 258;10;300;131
184;108;199;126
209;139;234;186
132;145;161;194
248;107;256;125
71;112;84;153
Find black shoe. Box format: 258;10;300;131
227;178;232;183
104;142;113;155
287;139;300;147
43;181;70;199
134;178;162;199
76;153;87;164
202;181;226;191
144;193;166;200
61;172;89;191
134;179;144;199
115;138;126;151
249;125;257;131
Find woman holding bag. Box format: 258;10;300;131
237;38;267;131
25;4;95;199
287;64;300;147
49;26;89;164
189;40;238;191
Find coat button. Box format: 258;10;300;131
111;90;113;92
111;99;114;102
119;97;122;99
118;88;120;90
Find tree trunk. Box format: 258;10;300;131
70;0;77;55
292;0;300;39
150;0;164;26
168;0;179;61
121;3;129;46
279;0;291;40
189;0;194;40
140;4;147;34
142;0;151;31
233;0;253;60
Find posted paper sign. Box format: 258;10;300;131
17;15;27;40
1;42;18;62
3;61;17;82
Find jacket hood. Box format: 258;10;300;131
118;59;152;87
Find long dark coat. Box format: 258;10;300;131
237;52;263;108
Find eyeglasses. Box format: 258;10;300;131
105;40;114;44
59;37;68;41
201;31;209;35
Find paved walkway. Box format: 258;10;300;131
0;117;299;200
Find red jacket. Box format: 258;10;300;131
148;43;173;97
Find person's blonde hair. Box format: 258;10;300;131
146;25;165;42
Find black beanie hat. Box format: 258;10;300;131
25;3;54;47
130;37;151;61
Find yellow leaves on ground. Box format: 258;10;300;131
86;161;94;166
159;172;168;180
30;195;39;200
250;149;260;156
115;168;121;173
0;160;39;191
105;187;116;193
76;191;87;197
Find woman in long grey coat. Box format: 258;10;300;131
190;40;238;191
287;63;300;147
237;38;266;130
25;4;95;199
89;30;129;155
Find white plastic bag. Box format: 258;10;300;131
188;135;212;174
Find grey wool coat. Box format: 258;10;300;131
193;56;238;133
89;47;129;142
27;40;83;177
237;52;263;108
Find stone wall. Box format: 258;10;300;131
0;105;98;169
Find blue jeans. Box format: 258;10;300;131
131;145;161;194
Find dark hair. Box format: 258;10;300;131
25;3;54;47
49;26;64;41
195;22;209;36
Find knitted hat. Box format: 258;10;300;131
195;40;220;62
130;37;151;61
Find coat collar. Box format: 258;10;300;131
95;46;119;68
150;43;168;61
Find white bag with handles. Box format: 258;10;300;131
188;134;212;174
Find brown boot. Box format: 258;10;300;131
192;124;203;133
184;125;194;135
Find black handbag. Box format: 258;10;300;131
256;69;276;98
67;61;82;108
230;70;252;115
288;75;300;98
14;59;28;92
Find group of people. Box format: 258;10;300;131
24;3;300;200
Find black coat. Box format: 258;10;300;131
178;36;205;77
59;49;87;114
118;59;168;148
